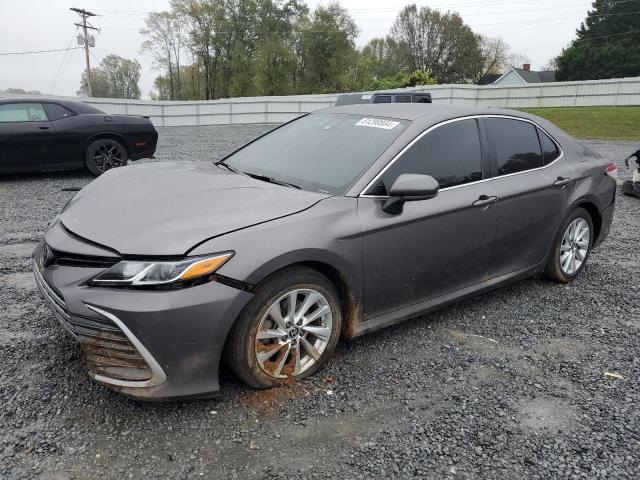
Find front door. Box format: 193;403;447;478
358;118;499;319
0;103;55;171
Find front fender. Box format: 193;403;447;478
188;196;363;314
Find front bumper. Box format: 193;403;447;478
33;242;253;400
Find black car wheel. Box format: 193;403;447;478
225;266;342;389
545;207;594;283
86;139;128;177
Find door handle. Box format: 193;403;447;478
38;126;50;130
553;177;571;187
472;195;498;208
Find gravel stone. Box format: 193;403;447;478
0;127;638;479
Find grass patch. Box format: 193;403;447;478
518;106;640;141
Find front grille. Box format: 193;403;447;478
34;259;154;384
76;317;153;383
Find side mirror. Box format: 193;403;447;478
382;173;439;214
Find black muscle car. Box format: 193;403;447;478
0;98;157;176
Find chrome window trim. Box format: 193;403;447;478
85;304;167;389
358;114;564;198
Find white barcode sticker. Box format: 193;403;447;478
355;117;400;130
361;94;372;100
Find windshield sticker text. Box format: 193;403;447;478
355;118;400;130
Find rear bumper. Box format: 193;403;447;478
33;242;253;400
130;145;157;161
594;201;615;248
130;128;158;161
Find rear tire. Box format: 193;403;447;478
85;139;128;177
544;207;594;283
225;266;342;389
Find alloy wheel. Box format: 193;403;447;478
254;288;333;379
560;218;590;275
94;142;124;172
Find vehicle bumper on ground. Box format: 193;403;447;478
33;242;253;400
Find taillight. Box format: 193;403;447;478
605;163;618;179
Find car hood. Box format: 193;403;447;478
60;162;331;256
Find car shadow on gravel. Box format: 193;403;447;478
0;169;91;184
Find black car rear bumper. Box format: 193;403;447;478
33;241;253;400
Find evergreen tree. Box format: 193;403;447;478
556;0;640;80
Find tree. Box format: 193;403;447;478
556;0;640;81
78;55;141;99
145;0;520;98
388;5;483;84
340;53;376;91
141;11;185;100
362;37;404;79
506;52;530;69
477;37;509;80
298;2;359;93
542;58;558;72
4;88;43;95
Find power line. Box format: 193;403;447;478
48;34;77;94
49;48;78;95
536;27;640;48
0;46;83;56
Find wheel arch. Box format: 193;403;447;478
241;256;362;339
298;260;360;338
573;199;602;245
85;132;131;159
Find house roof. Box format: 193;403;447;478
477;73;502;85
509;68;556;83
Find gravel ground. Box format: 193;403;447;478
0;127;639;480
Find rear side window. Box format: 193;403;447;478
373;95;391;104
0;103;47;122
413;95;431;103
381;119;483;191
394;95;411;103
538;128;560;165
44;103;75;121
486;118;542;176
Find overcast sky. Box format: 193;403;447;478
0;0;593;99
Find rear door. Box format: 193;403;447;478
0;102;54;171
485;116;575;277
358;118;499;319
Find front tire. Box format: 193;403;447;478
225;267;342;389
544;207;594;283
85;139;128;177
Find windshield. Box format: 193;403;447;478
222;112;409;195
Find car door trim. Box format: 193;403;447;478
359;114;563;198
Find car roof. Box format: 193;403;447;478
319;103;549;126
0;96;103;114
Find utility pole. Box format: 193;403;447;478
70;7;98;97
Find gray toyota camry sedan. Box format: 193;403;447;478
34;104;616;400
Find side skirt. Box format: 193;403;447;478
350;263;542;337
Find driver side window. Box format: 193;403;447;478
376;118;483;195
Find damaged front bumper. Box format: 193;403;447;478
33;241;253;400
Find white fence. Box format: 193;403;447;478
3;77;639;127
84;95;336;127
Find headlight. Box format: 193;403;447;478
90;252;233;287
